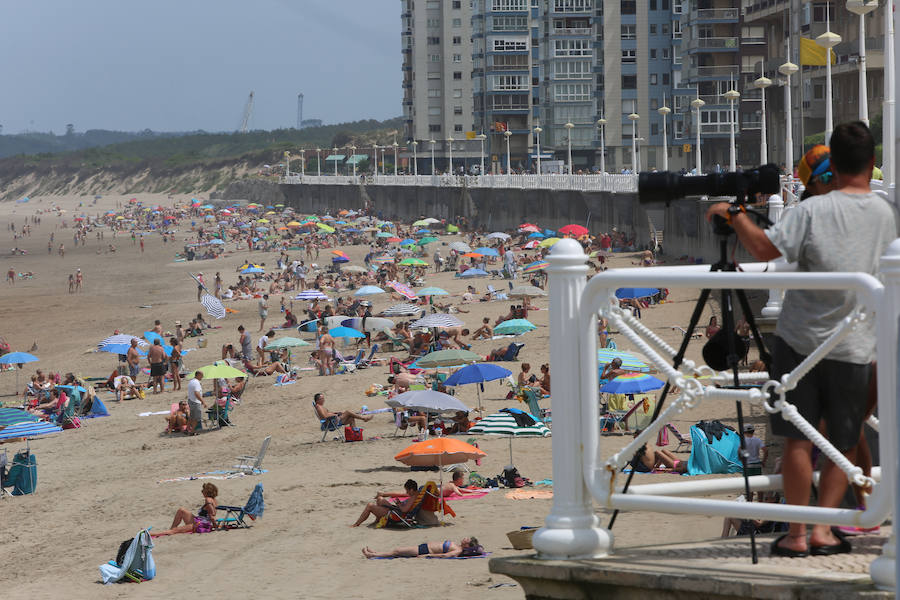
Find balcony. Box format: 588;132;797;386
550;27;593;35
683;64;740;81
741;36;767;45
691;8;739;22
684;36;739;52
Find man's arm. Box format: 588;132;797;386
705;203;781;262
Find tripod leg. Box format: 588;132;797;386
734;288;772;371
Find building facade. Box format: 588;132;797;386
402;0;478;174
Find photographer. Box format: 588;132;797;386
705;122;896;557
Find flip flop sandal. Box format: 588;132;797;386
771;534;809;558
810;537;852;556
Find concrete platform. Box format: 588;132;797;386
490;529;892;599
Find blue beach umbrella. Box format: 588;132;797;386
615;287;660;300
474;247;500;257
0;407;40;427
241;267;265;274
459;268;489;278
327;326;365;339
400;238;417;245
493;319;537;336
0;420;63;442
0;352;39;366
444;363;512;413
527;232;545;239
354;285;386;296
599;373;665;394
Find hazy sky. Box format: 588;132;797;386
0;1;400;134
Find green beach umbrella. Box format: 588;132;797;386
399;257;428;266
418;237;439;246
417;349;481;368
193;363;246;379
493;319;537;336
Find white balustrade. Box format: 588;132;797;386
533;238;899;590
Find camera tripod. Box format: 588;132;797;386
607;214;773;564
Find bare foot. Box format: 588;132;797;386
362;547;375;558
363;414;373;422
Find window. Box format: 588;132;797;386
493;37;528;51
427;18;441;28
454;124;464;132
621;0;636;14
622;75;637;89
492;0;528;9
621;24;636;39
650;0;657;9
454;106;463;115
453;71;463;79
651;123;659;135
672;0;681;12
650;98;659;109
554;39;591;56
491;54;529;69
650;73;659;84
491;94;529;109
493;74;530;90
554;0;592;11
428;89;441;98
427;72;441;79
812;3;830;22
650;24;657;34
662;48;670;59
554;83;592;101
552;60;591;79
430;54;441;62
428;36;440;45
622;49;636;63
453;18;462;27
453;36;462;44
453;0;462;8
492;15;528;30
426;0;440;8
662;73;670;84
813;83;824;99
650;48;657;59
453;88;463;98
662;0;669;9
428;107;441;116
453;54;462;62
429;124;442;132
664;23;671;35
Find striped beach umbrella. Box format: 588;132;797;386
201;293;226;320
597;349;652;373
416;287;449;297
0;407;40;428
98;334;148;348
468;408;551;464
380;303;423;317
372;255;395;264
449;241;472;253
387;280;417;300
522;260;549;274
295;289;330;301
0;420;63;442
399;258;428;266
410;313;464;329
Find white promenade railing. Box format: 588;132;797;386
533;237;900;591
279;173;638;193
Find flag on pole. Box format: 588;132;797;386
494;121;508;132
201;293;226;320
799;37;836;66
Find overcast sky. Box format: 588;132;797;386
0;1;400;134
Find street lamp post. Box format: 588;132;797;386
350;146;357;178
316;148;321;177
723;86;740;172
816;7;842;145
564;122;574;174
411;141;418;176
755;74;772;164
447;136;454;175
597;118;607;173
333;147;338;176
392;141;399;176
299;148;305;177
477;133;486;177
635;137;645;172
691;97;705;174
779;60;799;177
658;102;671;171
504;130;512;179
627;110;639;173
534;125;543;174
284;151;291;179
847;0;878;126
883;0;895;186
429;139;436;175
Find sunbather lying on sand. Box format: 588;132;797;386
151;483;218;537
362;537;482;558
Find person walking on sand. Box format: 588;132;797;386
7;266;15;285
139;237;144;253
75;268;83;292
147;339;167;394
258;294;269;332
58;243;65;257
196;272;205;302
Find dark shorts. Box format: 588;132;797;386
150;362;166;377
768;336;870;452
418;543;429;556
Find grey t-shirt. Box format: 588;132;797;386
765;190;896;364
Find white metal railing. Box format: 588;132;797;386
530;237;900;590
280;173;639;193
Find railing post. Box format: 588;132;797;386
871;239;900;590
760;194;785;317
532;239;612;559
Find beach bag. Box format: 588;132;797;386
61;415;81;430
344;427;363;442
500;466;522;488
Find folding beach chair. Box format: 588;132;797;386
489;342;525;362
520;387;551;426
315;401;345;441
667;423;692;452
375;481;455;528
233;436;271;474
206;397;235;429
217;482;265;530
357;344;381;368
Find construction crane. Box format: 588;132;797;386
297;93;304;129
239;91;254;133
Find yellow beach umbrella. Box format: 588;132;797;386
538;237;561;248
257;218;269;224
317;223;336;233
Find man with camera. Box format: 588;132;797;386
705;122;896;557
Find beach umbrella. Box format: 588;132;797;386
376;232;393;238
201;293;226;320
449;241;472;253
265;337;311;350
381;303;422;317
474;247;499;257
0;407;40;427
0;420;63;442
372;255;396;264
417;349;481;368
415;229;433;235
241;266;265;274
559;224;589;237
487;232;511;240
597;349;652;373
317;223;336;233
615;288;660;300
99;343;146;356
416;287;448;297
385;237;402;243
192;363;246;379
468;408;551;465
412;219;430;227
522;260;549;274
343;265;368;274
461;252;483;259
143;331;164;345
295;289;330;301
519;224;540;233
527;232;546;239
459;268;489;278
399;258;428;267
493;319;537;336
599;372;665;394
410;314;464;329
0;352;39;369
399;238;417;246
386;389;470;414
522;241;539;249
287;221;302;227
331;250;350;259
257;218;270;224
418;236;439;246
387;281;417;300
354;285;386;296
509;285;547;297
422;217;440;225
539;237;561;248
394;437;486;516
331;256;349;264
444;363;513;414
328;326;365;339
98;334;148;348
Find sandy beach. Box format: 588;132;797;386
0;193;770;599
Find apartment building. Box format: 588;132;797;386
402;0;477;173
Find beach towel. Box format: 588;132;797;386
686;424;742;476
505;489;553;500
368;553;491;560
